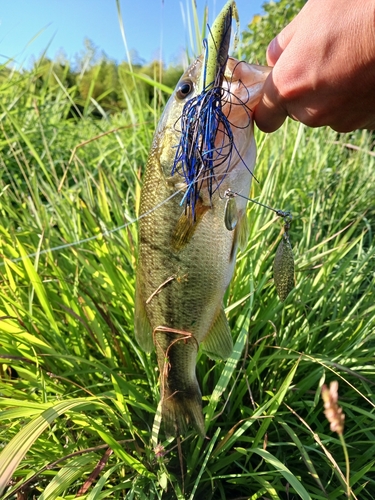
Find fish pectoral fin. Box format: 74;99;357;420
237;210;249;251
134;281;154;353
171;199;209;252
201;308;233;360
230;210;249;260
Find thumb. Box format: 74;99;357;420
253;71;287;133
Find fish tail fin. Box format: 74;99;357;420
161;385;205;438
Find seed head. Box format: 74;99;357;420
321;380;345;435
154;443;166;458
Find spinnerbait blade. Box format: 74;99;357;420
224;194;238;230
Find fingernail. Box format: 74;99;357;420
267;39;277;66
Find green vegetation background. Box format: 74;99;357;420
0;0;374;498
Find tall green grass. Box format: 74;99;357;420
0;25;375;500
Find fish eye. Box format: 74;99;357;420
176;79;193;100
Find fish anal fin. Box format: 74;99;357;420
201;308;233;360
171;200;209;252
134;281;154;352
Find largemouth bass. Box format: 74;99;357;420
135;2;270;437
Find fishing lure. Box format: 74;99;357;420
171;0;246;219
172;75;234;219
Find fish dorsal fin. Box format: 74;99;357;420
134;281;154;353
171;199;209;252
201;308;233;360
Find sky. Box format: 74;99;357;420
0;0;265;69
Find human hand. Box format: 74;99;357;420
254;0;375;133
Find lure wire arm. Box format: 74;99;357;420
224;188;293;227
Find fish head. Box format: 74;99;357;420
155;56;204;176
157;56;270;199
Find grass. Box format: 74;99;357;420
0;26;375;500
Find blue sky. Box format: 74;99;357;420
0;1;265;68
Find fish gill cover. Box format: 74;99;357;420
171;0;253;219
